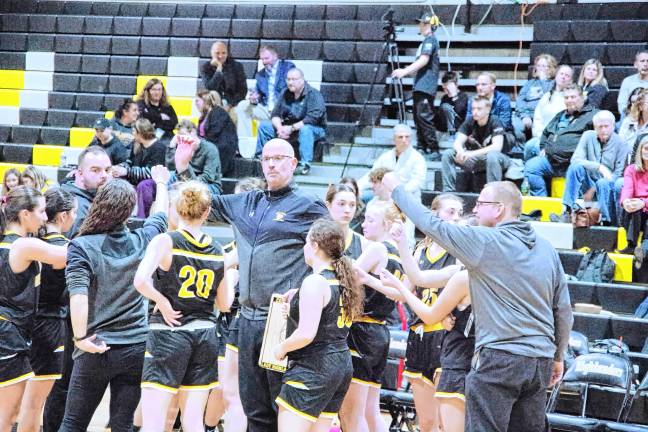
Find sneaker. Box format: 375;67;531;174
549;212;571;223
635;245;645;269
298;163;311;175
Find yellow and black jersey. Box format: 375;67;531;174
0;232;41;337
408;245;457;327
360;241;402;323
343;230;364;261
441;304;475;370
38;233;69;319
151;229;224;325
287;268;350;360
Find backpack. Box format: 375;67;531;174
575;249;616;283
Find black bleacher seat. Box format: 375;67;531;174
40;127;70;146
47;109;76;128
292;21;325;40
607;67;635;88
322;62;354;82
569;281;648;315
76;111;103;128
573;313;648;352
393;5;424;23
231;19;262;39
55;35;83;53
1;14;29;32
110;56;139;75
352;84;385;104
201;19;232;38
229;39;260;60
291;41;322;60
171;18;201;38
79;74;109;94
7;0;37;14
295;5;325;21
113;17;142;36
204;5;234;19
356;23;384;42
354;63;387;84
138;57;167;75
147;3;177;18
11;125;40;145
0;52;25;69
561;3;601;20
323;41;355;62
175;4;206;19
29;15;57;34
239;60;257;80
355;42;385;62
49;92;75;110
198;39;213;58
83;36;111;55
119;3;149;18
356;5;390;21
0;33;28;51
20;109;47;127
140;37;169;56
27;34;55;52
104;94;129;111
610;21;648;42
598;2;642;20
142;17;171;37
264;6;294;20
568;43;607;64
259;40;290;59
573;226;619;252
54;54;81;73
57;16;85;34
489;4;522;25
571;20;611;42
53;73;80;92
325;21;358;41
262;20;292;40
37;1;64;14
85;16;114;35
0;126;10;143
170;38;199;57
75;93;104;111
327;122;354;143
326;104;348;122
112;36;141;56
233;5;264;20
608;44;647;66
63;2;92;16
91;2;120;17
320;83;353;104
1;143;33;164
534;21;571;42
326;5;357;20
108;76;136;95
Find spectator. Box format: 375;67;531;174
467;72;513;133
21;165;49;192
435;71;469;137
552;111;627;225
196;90;238;178
234;45;295;140
111;98;139;145
166;119;222;195
620;135;648;265
514;54;557;141
441;95;510;192
619;88;648;155
578;59;608;109
255;68;326;175
356;124;427;202
201;41;247;113
89;118;130;166
617;50;648;116
532;65;575;138
525;84;597;196
136;78;178;140
368;167;394;203
392;13;441;159
2;168;21;199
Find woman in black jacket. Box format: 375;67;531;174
196;90;238;177
137;79;178;140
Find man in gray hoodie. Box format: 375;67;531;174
382;174;573;432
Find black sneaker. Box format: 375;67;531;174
299;163;311;175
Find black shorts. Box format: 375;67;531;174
403;329;444;386
347;322;390;388
276;350;352;422
142;326;219;394
0;320;33;387
436;368;468;401
217;319;230;360
29;317;66;380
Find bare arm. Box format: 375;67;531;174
9;238;66;273
355;241;388;274
468;134;503;158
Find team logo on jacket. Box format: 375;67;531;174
273;211;286;222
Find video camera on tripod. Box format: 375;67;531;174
381;8;404;42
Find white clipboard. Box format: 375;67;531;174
258;293;288;373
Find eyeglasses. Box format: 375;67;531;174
261;155;293;164
474;200;502;208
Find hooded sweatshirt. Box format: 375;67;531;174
392;186;573;361
60;182;96;238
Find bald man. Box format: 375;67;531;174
201;41;247;110
382;174;573;432
177;138;328;431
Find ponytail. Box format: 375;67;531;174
332;255;364;322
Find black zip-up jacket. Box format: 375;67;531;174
137;101;178;137
271;84;327;129
201;58;247;107
209;184;328;320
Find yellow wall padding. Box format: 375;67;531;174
0;70;25;90
69;128;95;148
32;145;64;167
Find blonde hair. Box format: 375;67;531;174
133;118;156;154
577;59;608;88
197;90;222;115
367;200;405;225
634;135;648;173
174;181;211;221
533;53;558;79
628;88;648;124
21;165;47;191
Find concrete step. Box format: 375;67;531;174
392;54;530;65
397;25;534;43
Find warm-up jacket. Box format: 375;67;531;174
209;184;328;320
392;186;573;361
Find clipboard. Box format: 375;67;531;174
258;293;288;373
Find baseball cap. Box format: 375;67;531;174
94;117;112;130
417;12;440;26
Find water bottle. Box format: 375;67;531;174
520;178;530;196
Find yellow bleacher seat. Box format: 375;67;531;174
521;196;563;222
168;97;194;117
608;252;633;282
104;111;114;119
617;227;628;252
0;70;25;90
0;89;21;107
551;177;565;199
32;145;64;167
136;76;168;95
0;163;27;179
69;128;95;148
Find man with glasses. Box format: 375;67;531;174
174;138;327;432
382;173;573;432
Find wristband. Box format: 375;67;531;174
73;334;88;342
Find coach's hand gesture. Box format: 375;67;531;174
75;334;110;354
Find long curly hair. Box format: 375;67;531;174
77;180;136;236
138;78;170;107
309;218;364;321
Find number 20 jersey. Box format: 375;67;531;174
151;230;225;325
